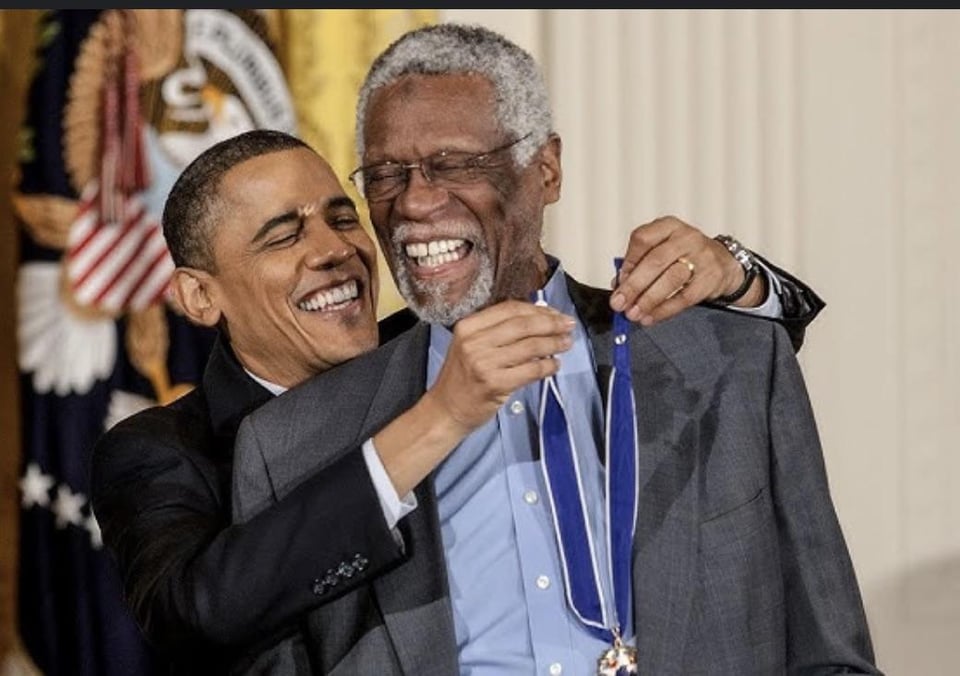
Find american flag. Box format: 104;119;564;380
65;181;174;314
10;10;283;675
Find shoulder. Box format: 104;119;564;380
642;304;793;390
567;272;784;350
565;273;789;376
378;307;417;344
92;388;211;461
651;303;784;353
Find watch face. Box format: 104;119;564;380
734;248;756;271
717;235;756;272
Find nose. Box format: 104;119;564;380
303;223;356;270
393;163;448;220
402;160;431;184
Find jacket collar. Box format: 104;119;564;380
202;333;273;441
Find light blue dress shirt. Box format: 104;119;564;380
429;260;622;676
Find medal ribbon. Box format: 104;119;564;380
536;258;639;644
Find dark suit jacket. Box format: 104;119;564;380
231;274;879;674
89;335;408;674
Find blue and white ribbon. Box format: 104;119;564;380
536;258;639;644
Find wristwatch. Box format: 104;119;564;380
712;234;759;305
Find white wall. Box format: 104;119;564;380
444;9;960;673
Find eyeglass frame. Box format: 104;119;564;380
348;132;533;203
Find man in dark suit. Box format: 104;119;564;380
231;23;880;675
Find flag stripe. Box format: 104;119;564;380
126;247;173;310
69;203;146;290
101;227;169;311
92;219;161;306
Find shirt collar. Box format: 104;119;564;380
245;368;287;396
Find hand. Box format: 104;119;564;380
609;216;764;325
427;300;575;433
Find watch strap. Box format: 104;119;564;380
712;235;759;305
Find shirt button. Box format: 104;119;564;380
509;400;524;415
549;663;563;676
536;575;550;590
523;490;539;505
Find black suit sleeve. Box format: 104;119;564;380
90;408;405;659
754;254;826;353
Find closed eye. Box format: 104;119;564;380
330;214;361;231
263;222;304;248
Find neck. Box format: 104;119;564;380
503;251;552;301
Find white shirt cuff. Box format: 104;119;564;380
362;438;417;532
728;260;784;319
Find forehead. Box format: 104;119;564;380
363;73;502;159
218;147;345;219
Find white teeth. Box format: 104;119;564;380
297;280;359;312
404;238;465;261
404;238;466;268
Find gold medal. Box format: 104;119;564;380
596;631;638;675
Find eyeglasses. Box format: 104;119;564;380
349;133;532;203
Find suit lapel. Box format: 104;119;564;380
203;334;273;446
357;324;458;675
568;276;699;671
252;322;456;673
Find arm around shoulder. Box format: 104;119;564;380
91;409;405;658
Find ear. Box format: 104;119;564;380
539;133;563;205
170;267;222;328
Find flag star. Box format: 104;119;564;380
51;484;86;529
19;463;54;508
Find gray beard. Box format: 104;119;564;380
390;239;494;326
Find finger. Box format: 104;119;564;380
456;299;569;334
480;333;574;371
615;218;674;272
611;235;693;312
611;215;711;304
611;219;677;291
622;258;697;319
495;355;562;392
456;309;575;350
622;257;717;323
437;336;566;406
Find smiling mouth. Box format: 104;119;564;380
404;238;472;268
297;279;360;312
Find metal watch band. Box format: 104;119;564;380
712;234;759;304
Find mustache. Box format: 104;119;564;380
391;221;482;246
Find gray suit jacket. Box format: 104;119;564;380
231;276;880;675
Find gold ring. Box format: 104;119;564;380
665;257;696;300
676;256;696;282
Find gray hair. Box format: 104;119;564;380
354;23;553;167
